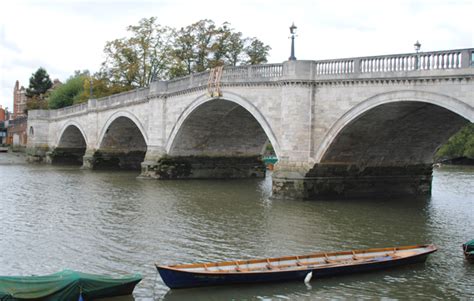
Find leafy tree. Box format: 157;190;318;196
101;18;272;82
211;24;244;67
26;67;53;98
172;20;217;75
74;73;133;103
48;74;86;109
171;26;197;77
26;97;49;111
101;17;174;88
435;123;474;160
244;38;271;65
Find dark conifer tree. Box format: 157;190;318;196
26;67;53;98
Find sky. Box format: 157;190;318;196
0;0;472;110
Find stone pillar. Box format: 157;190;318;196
272;160;313;199
272;60;314;199
303;163;433;199
139;146;166;178
141;154;265;180
26;110;51;163
274;163;433;200
82;148;97;169
139;92;168;178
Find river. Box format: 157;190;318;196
0;153;472;300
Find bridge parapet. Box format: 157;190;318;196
47;48;472;120
313;48;473;75
95;87;149;109
163;63;284;93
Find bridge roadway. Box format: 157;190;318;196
27;48;474;199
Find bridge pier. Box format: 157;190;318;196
82;149;146;170
26;146;50;163
273;163;433;199
45;147;86;165
140;155;266;179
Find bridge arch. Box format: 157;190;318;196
300;90;473;198
314;90;473;164
52;122;88;165
98;110;148;147
166;92;281;157
56;121;88;147
95;111;148;170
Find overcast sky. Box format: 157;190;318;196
0;0;472;110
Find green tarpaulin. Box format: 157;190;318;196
464;239;474;252
0;269;141;300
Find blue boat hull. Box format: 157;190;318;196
157;252;431;289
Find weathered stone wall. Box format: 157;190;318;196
26;49;474;199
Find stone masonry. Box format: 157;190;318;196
27;48;474;199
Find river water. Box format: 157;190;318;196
0;153;472;300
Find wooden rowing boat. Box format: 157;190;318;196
156;244;437;289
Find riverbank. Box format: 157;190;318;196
0;151;27;165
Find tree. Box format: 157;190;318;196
101;18;272;82
211;24;244;67
244;38;271;65
435;123;474;160
26;67;53;98
171;20;217;75
48;73;86;109
101;17;174;88
74;72;133;103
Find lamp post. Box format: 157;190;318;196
413;40;421;70
414;40;421;69
289;23;297;61
89;76;93;99
414;40;421;53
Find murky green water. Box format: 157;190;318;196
0;154;472;300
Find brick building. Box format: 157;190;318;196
6;116;28;146
0;106;6;144
13;80;27;119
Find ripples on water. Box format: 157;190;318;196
0;161;472;300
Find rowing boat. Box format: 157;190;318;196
463;240;474;263
156;244;437;289
0;269;142;300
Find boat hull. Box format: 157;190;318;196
0;270;141;300
157;247;434;289
464;252;474;263
462;240;474;263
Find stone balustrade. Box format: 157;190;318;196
48;48;472;119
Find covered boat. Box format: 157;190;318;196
463;240;474;263
156;244;437;289
0;269;142;300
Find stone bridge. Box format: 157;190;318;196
27;48;474;199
